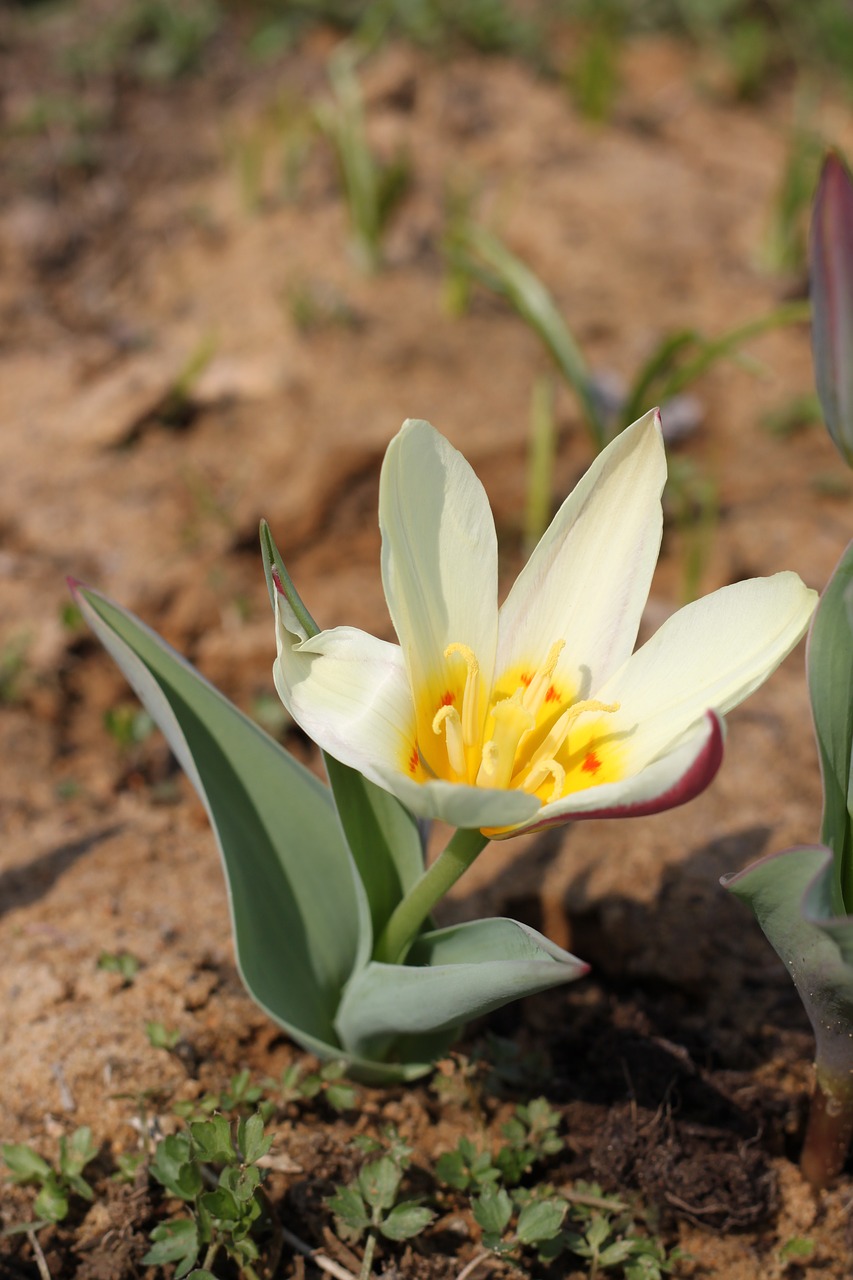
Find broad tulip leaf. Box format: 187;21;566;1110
73;585;368;1055
810;150;853;468
807;540;853;912
334;917;588;1061
724;846;853;1085
260;519;426;938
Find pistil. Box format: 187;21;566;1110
476;691;535;790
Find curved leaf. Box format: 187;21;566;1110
335;916;588;1060
723;845;853;1084
73;585;368;1054
807;539;853;912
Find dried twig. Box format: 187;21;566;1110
456;1250;493;1280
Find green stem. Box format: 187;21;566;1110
373;828;489;963
800;1072;853;1189
359;1230;378;1280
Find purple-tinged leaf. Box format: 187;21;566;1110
810;150;853;467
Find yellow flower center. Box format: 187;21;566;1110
406;639;623;805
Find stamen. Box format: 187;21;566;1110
444;643;481;746
523;698;620;784
523;757;566;803
475;691;535;790
522;640;565;714
432;704;466;778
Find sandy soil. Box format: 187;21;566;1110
2;5;853;1276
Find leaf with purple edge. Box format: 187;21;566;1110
810;150;853;468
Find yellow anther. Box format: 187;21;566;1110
432;704;466;778
444;642;481;746
522;640;565;714
478;740;499;780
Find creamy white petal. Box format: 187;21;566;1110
377;770;541;829
274;607;417;789
503;713;724;837
496;409;665;698
379;419;499;712
596;572;818;770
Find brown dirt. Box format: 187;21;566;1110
2;4;853;1277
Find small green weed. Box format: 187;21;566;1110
2;1128;98;1228
473;1177;683;1277
328;1129;434;1279
174;1069;271;1122
144;1112;273;1279
97;950;141;983
437;1096;562;1192
146;1020;182;1051
275;1059;359;1112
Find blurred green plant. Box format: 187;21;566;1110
564;0;625;122
314;49;410;272
65;0;222;81
2;1128;98;1229
98;950;141;983
763;102;824;275
103;703;156;750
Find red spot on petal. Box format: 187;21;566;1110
545;684;559;703
271;567;284;595
440;691;455;706
519;672;532;687
582;751;601;775
408;747;420;774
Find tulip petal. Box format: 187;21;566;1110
274;607;418;790
379;419;499;723
375;769;540;829
496;409;665;697
596;572;817;770
502;711;723;836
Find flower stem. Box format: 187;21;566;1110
800;1072;853;1189
373;828;489;963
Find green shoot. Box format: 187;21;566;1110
315;49;410;273
525;376;557;552
445;220;606;450
763;100;823;274
146;1020;182;1051
98;951;141;983
103;703;155;750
